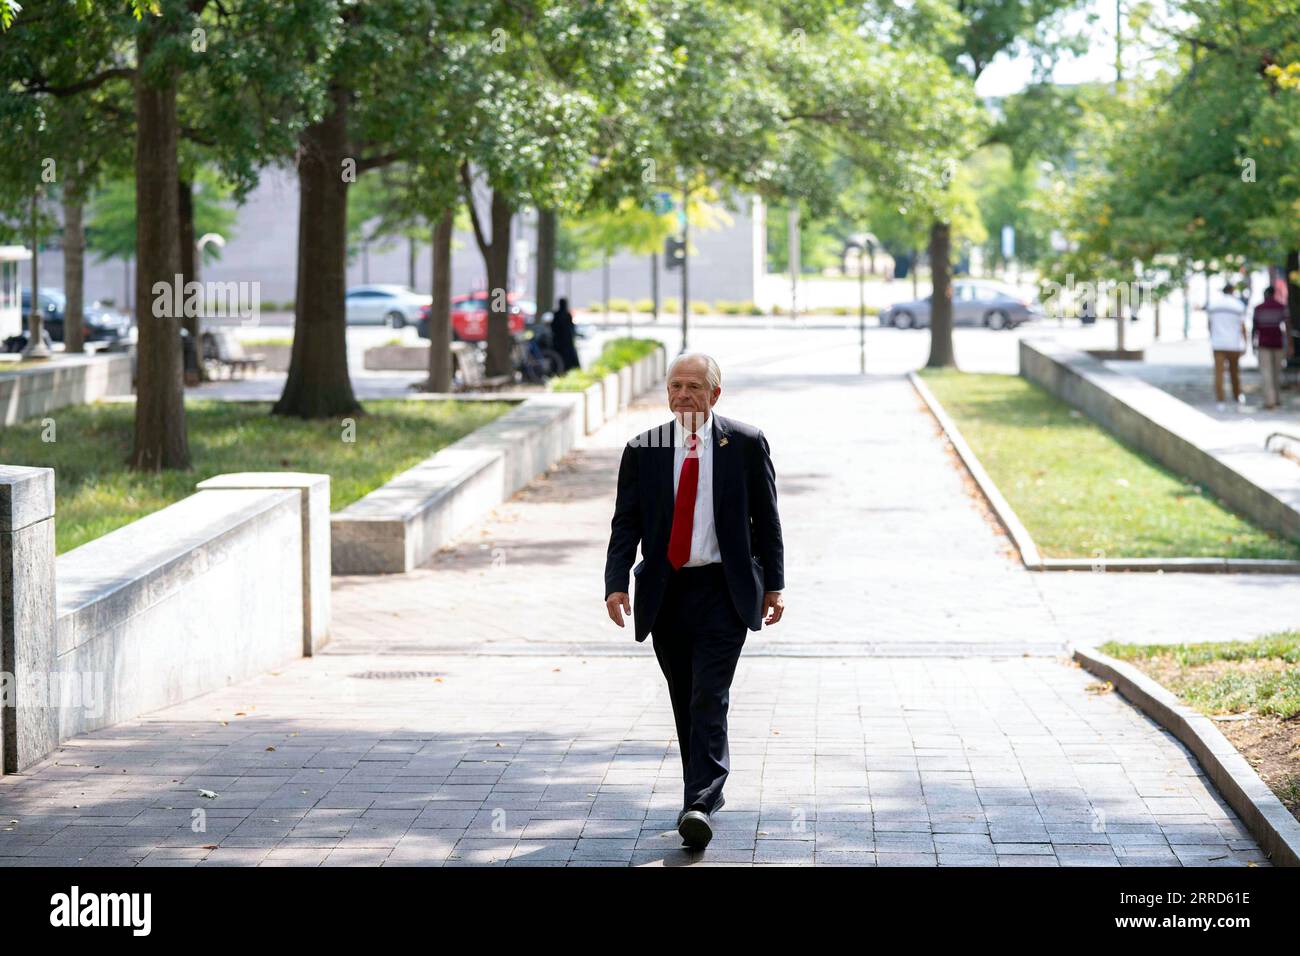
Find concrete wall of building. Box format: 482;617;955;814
35;168;762;314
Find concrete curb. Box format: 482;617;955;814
908;371;1300;575
909;371;1044;567
1073;646;1300;867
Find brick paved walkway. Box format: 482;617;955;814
0;334;1288;866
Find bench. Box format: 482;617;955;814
202;330;266;379
451;341;512;391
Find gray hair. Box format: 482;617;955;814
667;351;722;391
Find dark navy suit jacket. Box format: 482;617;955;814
604;414;785;642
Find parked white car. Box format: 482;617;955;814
344;284;431;328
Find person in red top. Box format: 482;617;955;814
1251;287;1291;409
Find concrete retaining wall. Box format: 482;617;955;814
0;353;133;426
330;394;583;574
0;466;329;774
363;344;428;371
331;344;666;574
1020;339;1300;542
574;346;664;437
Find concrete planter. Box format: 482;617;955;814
602;372;620;416
331;394;584;574
364;343;429;371
0;353;132;425
617;365;632;408
0;465;328;774
250;342;293;371
583;382;605;434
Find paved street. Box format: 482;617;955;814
1;323;1293;866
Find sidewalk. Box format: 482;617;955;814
1114;337;1300;444
0;339;1284;866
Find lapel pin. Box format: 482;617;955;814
719;436;729;447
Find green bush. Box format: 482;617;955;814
549;337;663;393
607;297;633;313
632;298;656;313
690;300;712;314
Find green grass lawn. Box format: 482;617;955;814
0;398;512;554
919;369;1300;560
1100;636;1300;719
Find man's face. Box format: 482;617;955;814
667;358;720;431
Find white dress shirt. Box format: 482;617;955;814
672;412;722;566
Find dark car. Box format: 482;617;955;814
19;288;133;345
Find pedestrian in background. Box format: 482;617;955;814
1207;282;1247;407
1252;286;1290;409
550;297;581;373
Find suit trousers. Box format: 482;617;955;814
650;562;748;814
1258;347;1284;407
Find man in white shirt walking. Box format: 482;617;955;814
1207;282;1248;407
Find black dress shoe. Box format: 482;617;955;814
678;809;713;849
677;795;724;828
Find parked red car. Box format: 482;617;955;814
418;293;533;342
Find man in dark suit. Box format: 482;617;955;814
604;352;785;849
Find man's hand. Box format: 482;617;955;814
762;591;784;626
606;592;631;627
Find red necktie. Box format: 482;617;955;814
667;432;699;570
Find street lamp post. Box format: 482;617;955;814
22;188;51;359
680;182;690;353
858;246;867;374
847;240;867;374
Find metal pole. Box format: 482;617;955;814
858;247;866;374
651;252;659;323
788;204;799;320
23;188;50;358
680;184;690;353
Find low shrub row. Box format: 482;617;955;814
549;337;662;392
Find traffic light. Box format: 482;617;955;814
664;237;686;271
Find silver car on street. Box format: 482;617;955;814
883;281;1043;330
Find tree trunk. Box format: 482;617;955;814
129;27;190;471
62;182;86;354
426;209;453;393
483;188;514;378
273;87;362;419
924;220;955;368
536;208;556;316
1287;249;1300;355
408;234;417;290
178;176;202;382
